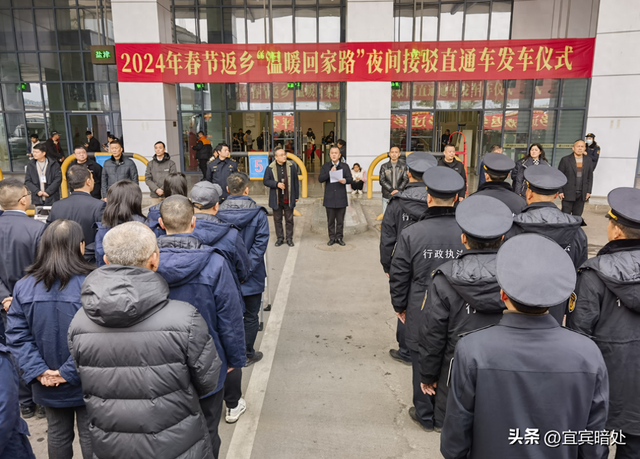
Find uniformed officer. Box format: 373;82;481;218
567;187;640;459
419;195;513;430
380;152;437;366
585;132;601;170
472;152;525;215
389;166;465;431
441;234;609;459
206;142;238;202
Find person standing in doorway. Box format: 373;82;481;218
319;146;352;246
193;131;213;180
45;131;65;164
437;144;466;203
244;130;253;150
337;139;347;162
585;132;601;170
558;140;593;217
380;146;409;215
476;144;502;189
257;132;265;151
84;131;100;153
440;129;450;151
263;148;299;247
207;143;238;202
145;141;177;205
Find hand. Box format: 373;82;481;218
558;193;565;200
156;189;164;196
227;367;234;374
43;192;50;198
396;311;406;324
37;370;67;387
458;197;464;202
37;191;45;197
296;199;299;203
277;183;286;190
331;166;337;172
421;382;437;396
386;272;389;278
339;179;346;184
586;193;591;200
2;297;12;311
390;190;399;196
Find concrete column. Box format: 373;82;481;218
112;0;180;186
586;0;640;196
345;0;393;192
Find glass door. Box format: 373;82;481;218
67;114;112;155
390;112;409;151
273;111;295;155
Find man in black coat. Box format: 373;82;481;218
380;152;437;366
437;144;466;202
318;146;352;246
84;131;101;153
44;131;64;164
207;143;238;202
47;165;106;263
69;146;102;200
193;131;213;180
263;148;299;247
389;166;465;431
101;139;138;198
567;187;640;459
419;195;513;430
558;139;593;217
24;143;62;206
441;234;609;459
472;153;525;215
379;146;409;215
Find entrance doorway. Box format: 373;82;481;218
67;114;111;153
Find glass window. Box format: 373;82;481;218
533;79;559;108
36;9;57;51
461;81;484;109
440;3;463;41
531;110;555;150
110;83;120;111
45;112;68;153
436;81;459;109
390;114;407;150
320;82;339;110
391;82;410;110
23;83;44;111
273;82;294;110
0;11;15;51
182;113;200;171
0;53;20;82
60;53;84;81
5;113;28;169
412;81;435;109
84;52;108;81
34;0;54;6
554;110;584;167
55;0;78;6
40;52;61;81
393;6;413;42
490;1;511;40
56;9;81;50
227;83;248;110
411;111;434;151
26;112;47;148
506;80;533;109
199;8;222;44
247;8;269;44
79;8;102;50
318;8;340;43
179;83;200;111
502;110;530;162
2;83;24;110
482;110;503;153
87;83;110;110
223;9;246;44
63;83;87;110
221;0;244;6
561;79;588;107
199;0;220;5
296;8;317;43
43;83;64;110
485;79;504;108
464;2;489;40
0;114;9;172
18;53;40;81
415;5;438;42
250;83;271;110
175;8;198;44
296;82;317;110
204;112;225;150
14;9;37;51
296;0;316;5
273;8;293;43
273;112;294;152
207;83;225;110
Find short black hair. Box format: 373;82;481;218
73;144;87;152
485;169;509;182
444;143;456;150
337;139;346;147
154;141;165;148
67;165;92;190
86;130;93;136
0;178;27;208
163;172;188;198
110;139;122;148
214;142;229;152
465;234;503;251
197;131;204;136
574;139;586;145
408;169;423;180
33;142;47;153
246;130;251;134
610;219;640;240
227;172;250;195
30;134;39;140
509;297;549;315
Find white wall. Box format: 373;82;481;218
586;0;640;196
511;0;599;39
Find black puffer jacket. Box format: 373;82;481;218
567;239;640;436
418;250;505;427
379;160;409;199
379;183;428;273
68;266;221;459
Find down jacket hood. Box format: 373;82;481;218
81;265;170;328
583;239;640;313
513;202;583;249
393;184;429;221
437;251;504;314
157;236;218;288
194;215;231;247
218;199;267;229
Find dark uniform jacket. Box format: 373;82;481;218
69;158;103;200
68;266;221;459
379;160;408;200
47;191;105;247
558;154;594;202
379;182;428;274
586;142;601;169
319;161;353;208
206;158;238;201
419;250;505;426
511;157;550;197
263;160;300;210
441;312;609;459
44;138;64;163
472;181;526;215
567;239;640;436
101;155;138;198
389;207;464;352
145;154;177;198
437;158;466;200
24;159;62;206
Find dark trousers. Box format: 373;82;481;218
351;181;364;191
200;389;224;459
273;204;294;241
616;433;640;459
244;293;262;358
198;159;209;180
223;368;242;410
410;349;434;429
46;405;93;459
396;319;411;361
561;199;585;217
326;207;346;241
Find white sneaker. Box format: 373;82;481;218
225;398;247;423
351;190;357;195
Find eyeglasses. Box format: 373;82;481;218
17;191;31;202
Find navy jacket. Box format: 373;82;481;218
94;215;147;267
7;276;85;408
47;191;106;245
0;344;35;459
145;204;164;237
206;158;238;201
218;196;269;296
156;235;246;394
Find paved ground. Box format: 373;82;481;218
24;190;616;459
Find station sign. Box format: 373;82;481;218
91;45;116;65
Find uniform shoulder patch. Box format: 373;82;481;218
568;292;577;313
458;324;496;338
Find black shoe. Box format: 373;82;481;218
286;239;294;247
408;407;434;432
327;239;335;246
336;239;345;246
389;349;411;366
275;238;284;247
21;406;35;419
36;405;46;419
246;351;264;367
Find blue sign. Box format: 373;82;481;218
94;153;111;167
248;153;269;179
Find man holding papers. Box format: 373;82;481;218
319;146;353;246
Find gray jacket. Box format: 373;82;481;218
379;160;409;199
101;156;139;198
145;154;177;198
68;265;221;459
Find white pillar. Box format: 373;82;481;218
345;0;394;191
586;0;640;197
112;0;180;185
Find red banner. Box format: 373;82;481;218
116;39;595;83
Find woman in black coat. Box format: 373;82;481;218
318;146;352;246
24;142;62;206
511;143;550;197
